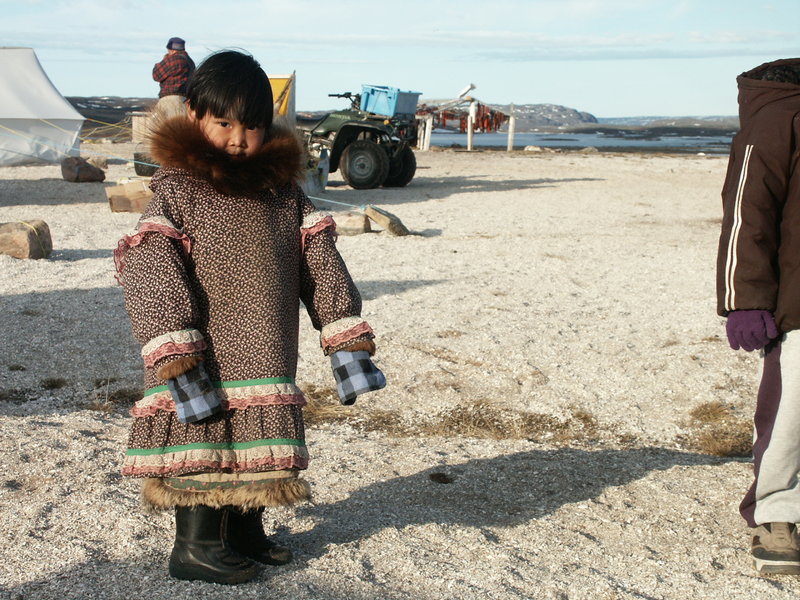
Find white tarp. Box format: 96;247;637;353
0;47;84;166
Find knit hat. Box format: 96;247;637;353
167;37;185;51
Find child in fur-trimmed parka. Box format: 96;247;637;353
115;50;380;584
716;58;800;576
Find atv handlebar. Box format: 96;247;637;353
328;92;361;110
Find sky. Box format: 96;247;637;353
2;0;798;118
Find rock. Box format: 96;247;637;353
524;145;544;152
334;212;371;235
0;220;52;259
60;156;105;182
85;155;108;170
579;146;599;153
364;205;410;236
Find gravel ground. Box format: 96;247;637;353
1;143;795;599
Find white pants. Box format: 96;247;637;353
742;330;800;526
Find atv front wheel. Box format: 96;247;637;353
340;140;390;189
383;146;417;187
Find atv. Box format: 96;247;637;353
295;92;417;190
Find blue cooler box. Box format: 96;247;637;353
360;85;421;117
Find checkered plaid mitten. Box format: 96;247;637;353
330;350;386;405
166;361;222;423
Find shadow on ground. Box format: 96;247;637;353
289;447;730;561
356;278;443;301
316;174;604;207
3;447;732;600
0;178;111;207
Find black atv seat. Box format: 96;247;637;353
295;114;330;131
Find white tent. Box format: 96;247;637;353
0;47;84;166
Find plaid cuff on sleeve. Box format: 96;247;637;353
330;350;386;405
166;361;222;423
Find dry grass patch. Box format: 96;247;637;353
303;391;614;445
434;401;609;444
0;388;31;403
302;384;355;427
362;409;410;435
302;384;411;434
84;384;142;413
41;377;67;390
420;400;603;444
689;401;728;422
682;401;752;457
109;388;142;404
419;399;555;439
435;329;465;339
407;342;484;367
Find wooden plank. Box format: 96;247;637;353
363;205;410;236
335;212;371;235
106;180;153;213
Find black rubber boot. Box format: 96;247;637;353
168;505;262;584
226;507;293;566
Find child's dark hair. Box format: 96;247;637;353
185;50;274;129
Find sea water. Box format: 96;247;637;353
430;131;733;154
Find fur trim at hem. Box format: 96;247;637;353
156;355;203;380
141;476;311;512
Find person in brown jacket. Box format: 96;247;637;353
717;58;800;575
115;50;380;584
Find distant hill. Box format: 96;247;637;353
598;115;739;128
486;104;739;132
488;103;598;129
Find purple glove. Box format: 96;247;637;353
726;310;779;352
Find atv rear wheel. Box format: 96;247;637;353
383;146;417;187
340;140;390;189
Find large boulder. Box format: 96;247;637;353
60;156;105;183
0;220;52;259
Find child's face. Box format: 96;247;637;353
189;109;266;159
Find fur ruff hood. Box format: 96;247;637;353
147;116;305;197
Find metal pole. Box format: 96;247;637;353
507;103;516;152
424;114;433;151
467;101;476;151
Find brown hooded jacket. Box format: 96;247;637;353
716;58;800;333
